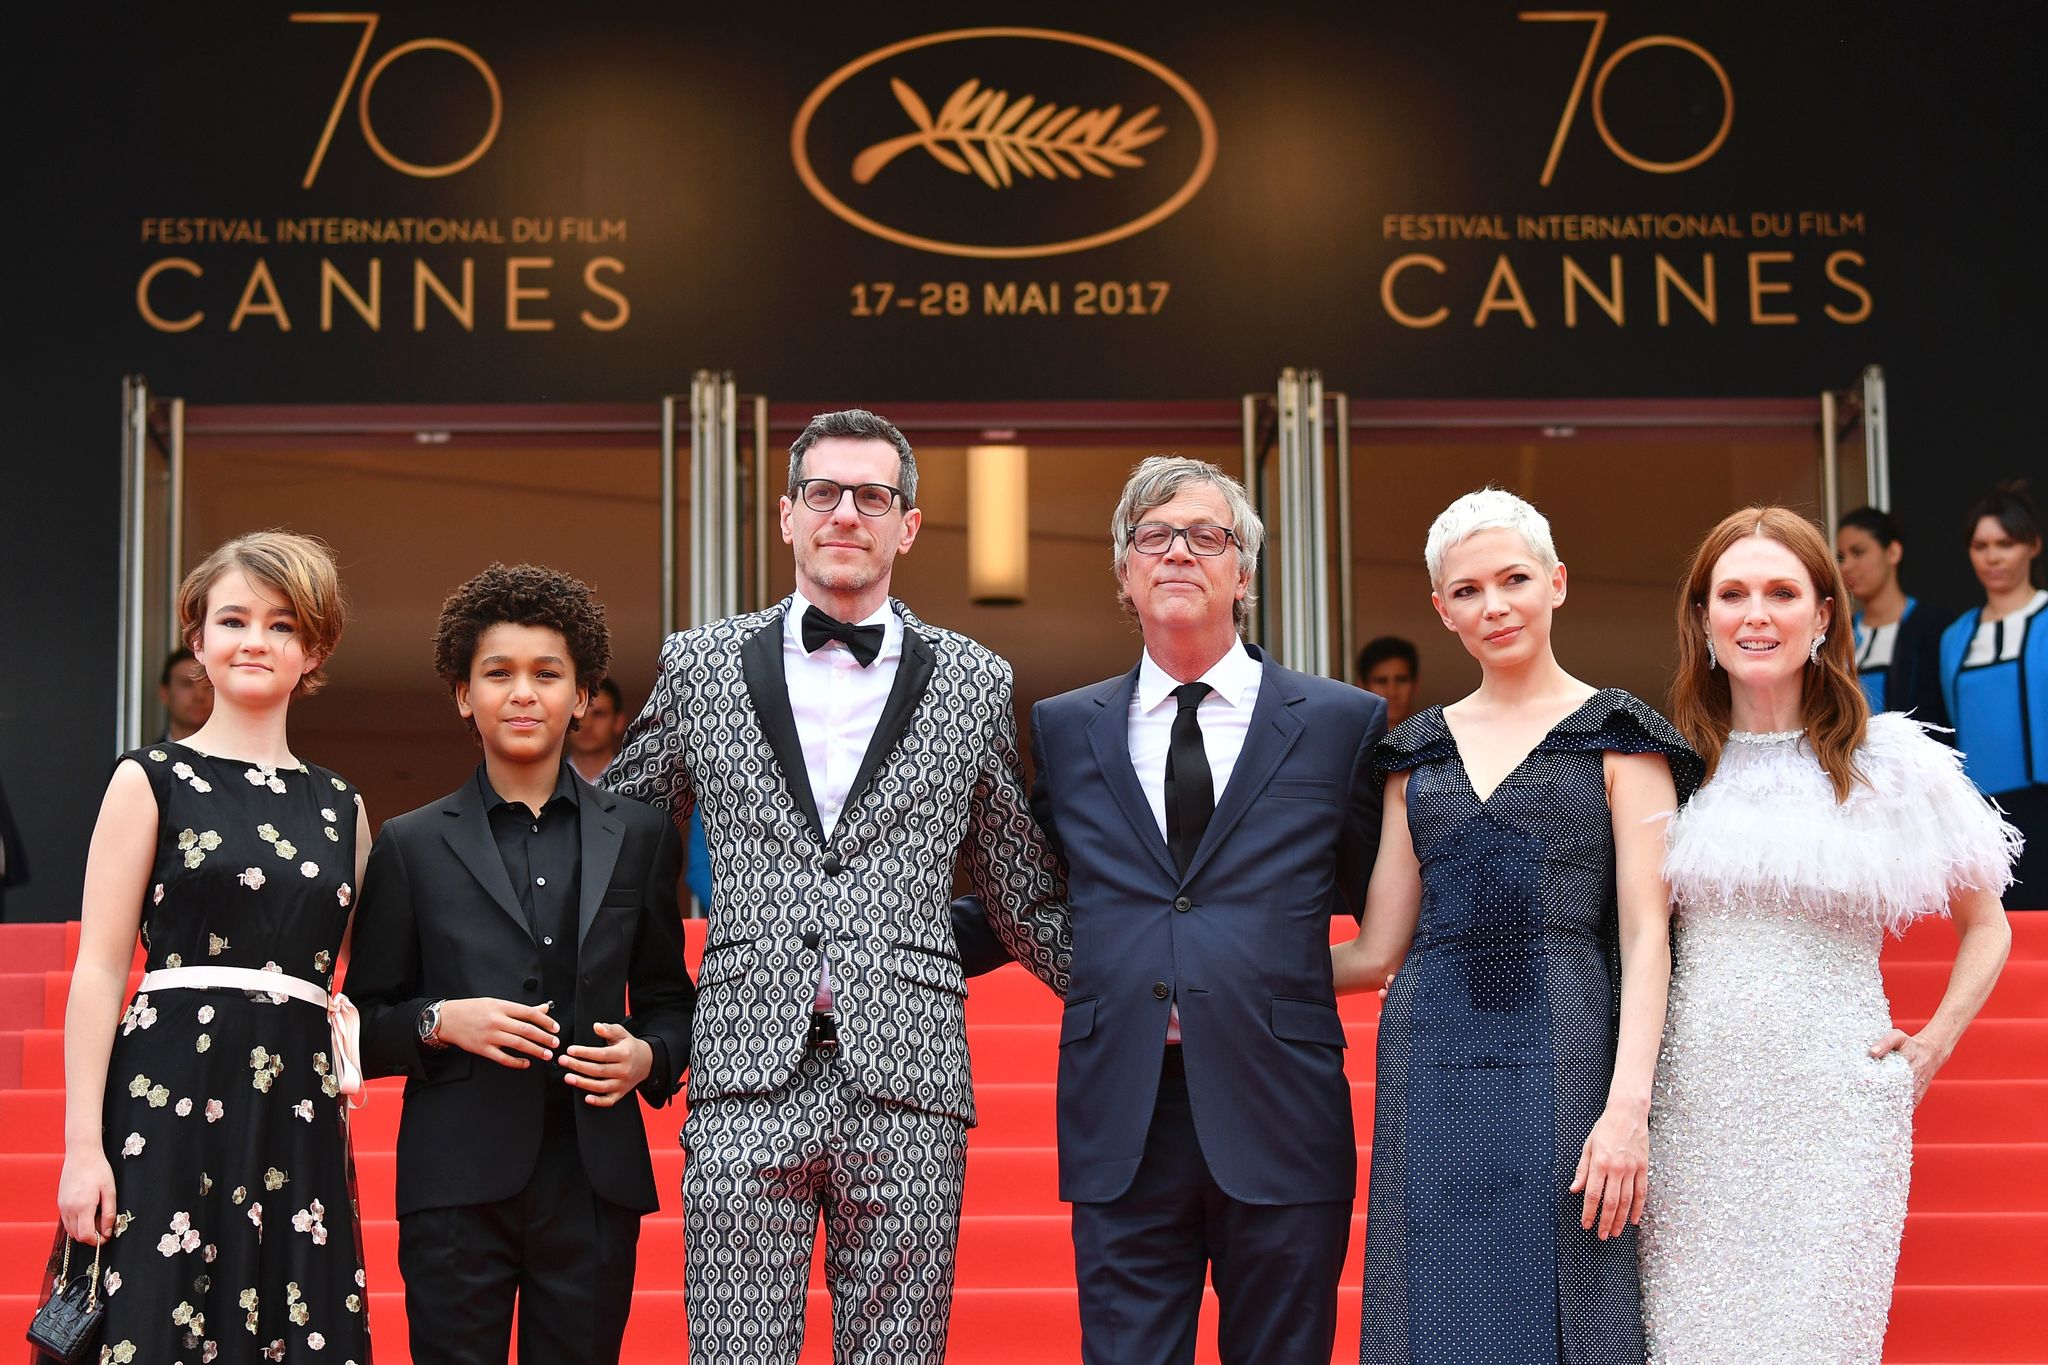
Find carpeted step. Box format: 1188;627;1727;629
1884;1285;2048;1361
8;1282;2041;1365
1887;960;2048;1019
0;924;69;973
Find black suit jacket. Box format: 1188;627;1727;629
345;772;695;1217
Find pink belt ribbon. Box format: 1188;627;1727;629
135;966;365;1109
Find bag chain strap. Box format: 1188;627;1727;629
56;1235;104;1310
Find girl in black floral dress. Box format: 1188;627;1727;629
55;531;372;1364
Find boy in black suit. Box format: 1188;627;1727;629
347;564;695;1365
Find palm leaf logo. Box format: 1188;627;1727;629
852;77;1167;188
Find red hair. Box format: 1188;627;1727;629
1670;507;1869;801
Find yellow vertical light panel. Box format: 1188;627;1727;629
967;444;1029;604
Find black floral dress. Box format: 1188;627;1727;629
85;743;371;1364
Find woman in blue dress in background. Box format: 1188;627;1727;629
1836;505;1953;730
1939;480;2046;895
1334;490;1700;1364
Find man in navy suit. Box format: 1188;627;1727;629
1031;456;1385;1364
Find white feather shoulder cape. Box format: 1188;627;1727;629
1663;712;2022;934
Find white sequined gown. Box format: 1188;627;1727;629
1639;714;2019;1364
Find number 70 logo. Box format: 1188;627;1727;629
290;12;502;188
1521;11;1733;185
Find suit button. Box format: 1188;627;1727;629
523;976;540;992
1151;981;1170;1000
1173;896;1191;913
802;930;820;949
822;854;844;875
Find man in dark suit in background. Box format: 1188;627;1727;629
347;564;695;1365
1030;456;1385;1365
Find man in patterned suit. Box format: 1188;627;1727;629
604;408;1070;1365
1029;456;1385;1364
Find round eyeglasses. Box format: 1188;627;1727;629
1127;522;1238;556
791;478;906;517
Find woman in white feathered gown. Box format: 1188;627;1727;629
1639;507;2020;1365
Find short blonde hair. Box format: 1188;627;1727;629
1424;488;1559;587
176;530;346;695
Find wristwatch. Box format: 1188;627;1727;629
417;999;450;1050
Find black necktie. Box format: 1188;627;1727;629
1164;681;1214;876
801;605;885;667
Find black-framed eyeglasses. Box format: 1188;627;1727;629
791;478;906;517
1128;522;1238;556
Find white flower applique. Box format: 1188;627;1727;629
208;933;230;956
244;764;287;795
103;1270;121;1295
170;761;212;794
300;861;320;878
249;1047;285;1092
152;884;164;905
237;868;265;891
156;1211;201;1256
293;1099;316;1122
175;1097;193;1117
291;1199;329;1246
121;995;157;1035
148;750;167;762
205;1099;224;1122
336;884;352;907
121;1133;145;1158
320;807;337;822
177;829;222;869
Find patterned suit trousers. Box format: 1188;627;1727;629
680;1047;969;1365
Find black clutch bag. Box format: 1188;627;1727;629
25;1237;103;1364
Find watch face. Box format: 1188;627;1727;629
418;1005;437;1040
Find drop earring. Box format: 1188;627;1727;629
1706;636;1718;670
1808;634;1826;666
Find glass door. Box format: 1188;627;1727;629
115;376;185;752
661;370;775;631
1821;364;1890;529
1242;369;1351;679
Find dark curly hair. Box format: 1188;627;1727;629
434;564;611;736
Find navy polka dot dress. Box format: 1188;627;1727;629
1360;690;1701;1365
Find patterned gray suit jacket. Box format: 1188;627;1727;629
605;597;1071;1124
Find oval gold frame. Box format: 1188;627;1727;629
791;27;1218;261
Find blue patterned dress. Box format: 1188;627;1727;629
1360;690;1701;1365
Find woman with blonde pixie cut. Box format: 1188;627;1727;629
1639;507;2017;1363
52;529;373;1363
1335;488;1700;1364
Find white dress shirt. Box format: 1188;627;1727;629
783;589;902;1009
1126;636;1262;1039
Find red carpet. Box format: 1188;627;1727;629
3;912;2043;1362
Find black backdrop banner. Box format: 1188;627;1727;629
105;1;1896;403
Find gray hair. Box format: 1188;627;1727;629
787;409;918;508
1423;487;1559;587
1111;456;1264;627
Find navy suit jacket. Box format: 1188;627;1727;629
1031;644;1386;1206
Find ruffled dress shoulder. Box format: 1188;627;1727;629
1663;711;2021;935
1375;688;1703;801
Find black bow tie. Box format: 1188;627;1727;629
801;605;885;667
